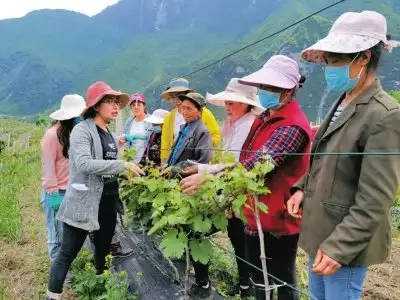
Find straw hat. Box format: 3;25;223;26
160;78;194;100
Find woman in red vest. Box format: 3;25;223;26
181;55;312;300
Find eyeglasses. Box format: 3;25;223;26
102;97;121;106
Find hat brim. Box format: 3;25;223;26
160;86;194;100
206;91;264;114
144;115;165;124
82;91;130;115
50;107;85;121
301;33;381;63
239;68;297;90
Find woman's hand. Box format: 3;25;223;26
183;165;198;175
286;190;304;219
180;173;208;195
125;162;145;178
118;135;126;146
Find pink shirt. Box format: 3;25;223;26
41;124;69;194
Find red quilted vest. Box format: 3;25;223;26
239;100;312;236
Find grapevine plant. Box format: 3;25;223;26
119;149;274;265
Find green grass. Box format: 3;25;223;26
0;150;41;243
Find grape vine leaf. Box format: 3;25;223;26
192;215;212;233
189;239;214;264
212;212;228;230
146;178;159;192
160;229;187;258
257;202;268;214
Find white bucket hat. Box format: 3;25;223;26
50;94;86;121
144;109;169;124
302;11;391;63
206;78;264;114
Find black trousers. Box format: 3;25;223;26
192;217;250;285
245;232;299;300
48;193;118;293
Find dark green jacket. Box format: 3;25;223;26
295;80;400;266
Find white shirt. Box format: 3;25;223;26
198;112;256;173
174;111;186;141
129;119;146;163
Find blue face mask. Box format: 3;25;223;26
324;55;363;93
258;90;281;109
72;116;84;126
153;126;162;133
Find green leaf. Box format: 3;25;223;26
189;239;214;264
257;202;268;213
192;215;212;233
160;229;187;258
152;193;166;208
211;212;228;230
146;178;159;192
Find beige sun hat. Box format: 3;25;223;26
302;11;392;63
206;78;264;114
160;78;194;100
144;109;169;124
50;94;86;121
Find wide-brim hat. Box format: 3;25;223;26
83;81;129;114
206;78;264;114
144;109;169;124
302;11;389;63
50;94;86;121
239;55;301;90
160;78;194;100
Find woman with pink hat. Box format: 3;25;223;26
181;55;312;299
122;93;154;163
287;11;400;300
46;81;144;300
40;94;86;284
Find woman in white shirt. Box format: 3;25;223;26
185;78;264;298
122;93;153;163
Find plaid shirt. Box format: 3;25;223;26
241;111;309;236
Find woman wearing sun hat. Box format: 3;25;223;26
122;93;153;163
180;56;312;299
286;11;400;300
46;81;144;300
140;109;169;166
40;94;86;283
160;78;221;162
180;78;263;298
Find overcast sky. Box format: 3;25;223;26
0;0;120;20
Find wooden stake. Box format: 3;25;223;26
254;195;271;300
185;245;191;300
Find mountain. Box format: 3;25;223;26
0;0;399;120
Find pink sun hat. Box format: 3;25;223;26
239;55;301;90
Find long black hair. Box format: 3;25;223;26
56;119;75;158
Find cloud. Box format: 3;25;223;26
0;0;120;20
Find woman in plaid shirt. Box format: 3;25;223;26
181;55;312;300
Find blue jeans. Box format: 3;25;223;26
41;189;65;262
308;257;367;300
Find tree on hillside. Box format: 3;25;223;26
389;91;400;103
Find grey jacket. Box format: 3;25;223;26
168;118;212;175
57;119;126;231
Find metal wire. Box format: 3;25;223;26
208;238;318;300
